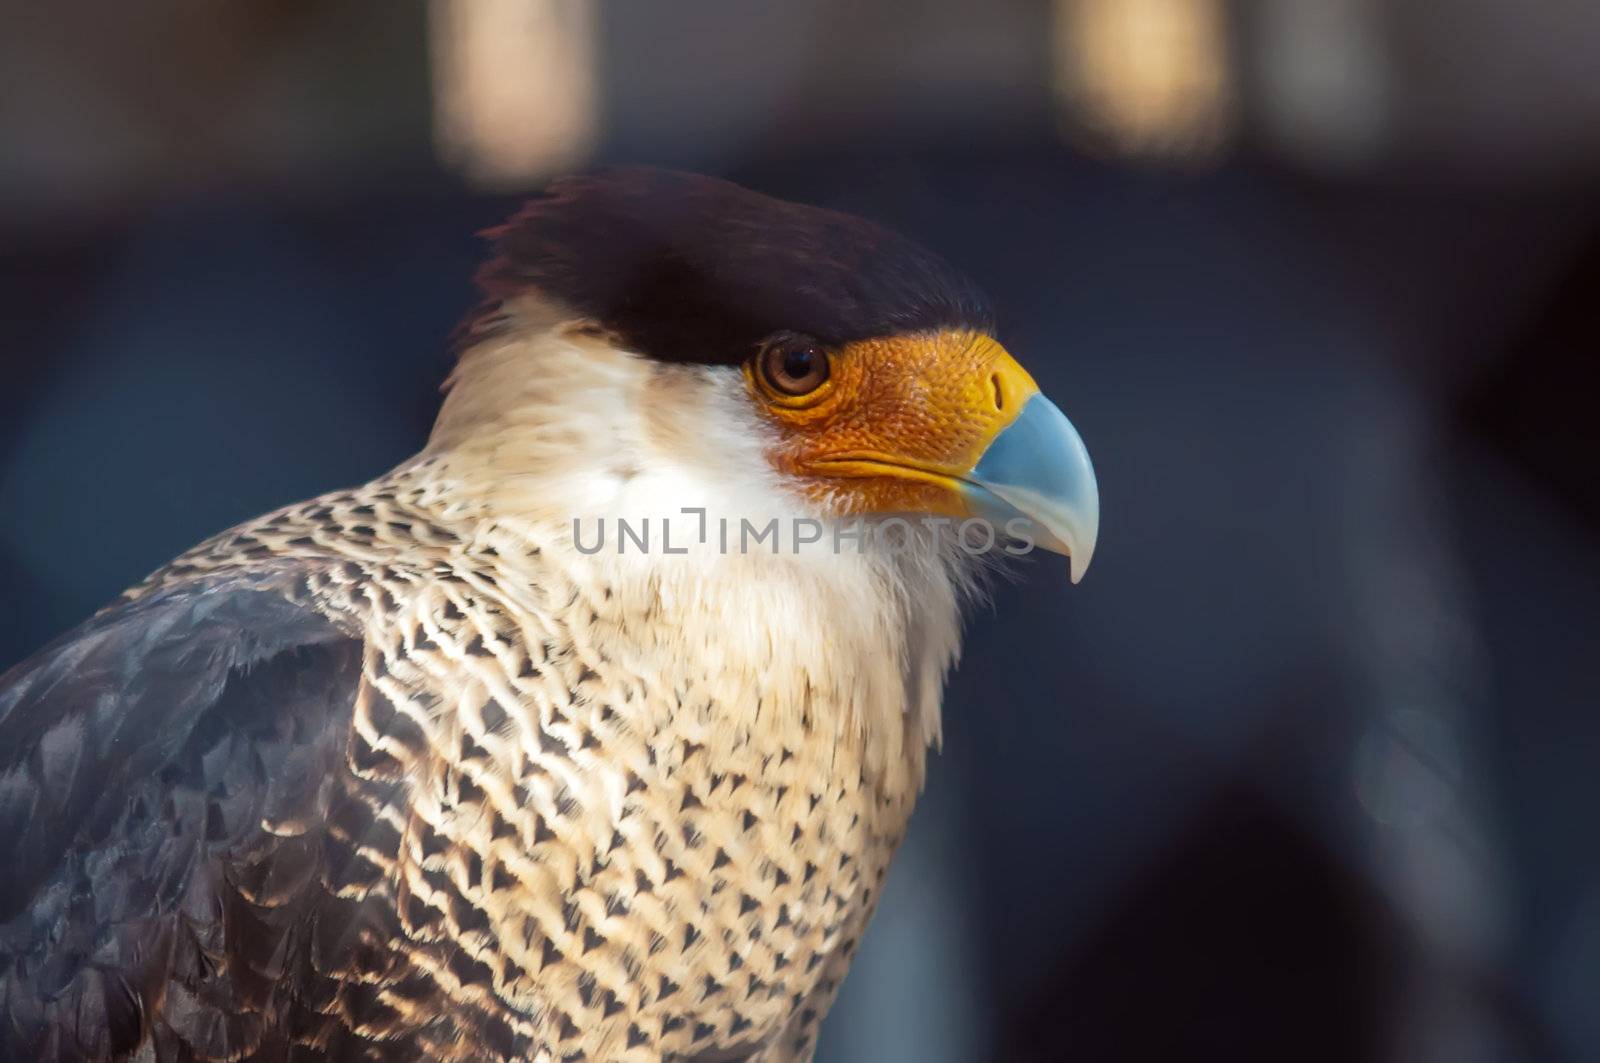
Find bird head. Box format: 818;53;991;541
435;168;1099;583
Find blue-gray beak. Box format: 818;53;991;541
965;393;1100;582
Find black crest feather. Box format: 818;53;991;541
462;167;993;363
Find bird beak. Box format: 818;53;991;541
962;388;1100;582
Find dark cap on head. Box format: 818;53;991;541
464;168;994;364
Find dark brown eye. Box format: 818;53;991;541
758;335;830;396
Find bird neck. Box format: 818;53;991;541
380;448;960;797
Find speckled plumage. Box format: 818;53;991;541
110;455;922;1062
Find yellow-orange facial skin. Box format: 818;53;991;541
745;330;1039;518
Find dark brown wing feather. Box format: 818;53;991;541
0;573;369;1062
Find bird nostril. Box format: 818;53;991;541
991;373;1004;412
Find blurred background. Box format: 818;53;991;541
2;2;1598;1060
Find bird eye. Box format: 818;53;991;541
758;335;830;397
